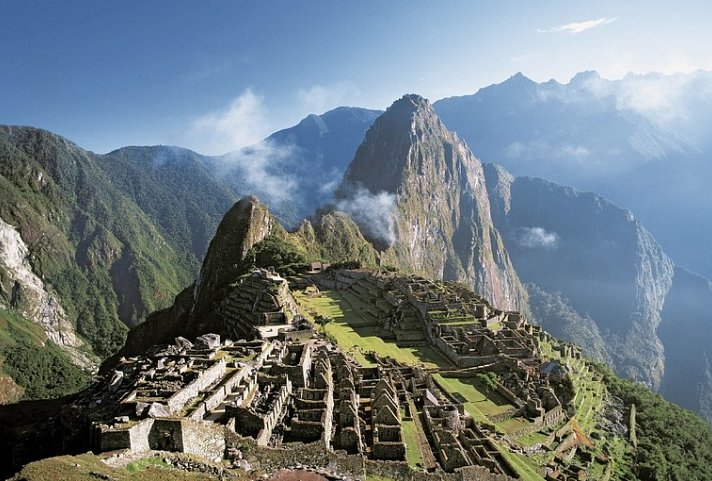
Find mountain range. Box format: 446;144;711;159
1;71;712;427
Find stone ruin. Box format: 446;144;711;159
82;268;601;481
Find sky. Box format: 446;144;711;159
2;0;711;155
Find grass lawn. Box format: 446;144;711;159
432;375;515;421
13;453;221;481
495;445;547;481
401;418;424;468
297;290;451;369
515;430;550;447
497;417;532;434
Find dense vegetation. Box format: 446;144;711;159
596;362;712;480
245;235;308;276
0;308;89;400
0;127;239;358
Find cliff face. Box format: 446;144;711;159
336;95;527;311
484;163;674;389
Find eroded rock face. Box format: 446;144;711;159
0;216;78;348
336;94;527;311
0;216;95;369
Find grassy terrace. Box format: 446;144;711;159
538;337;605;433
296;290;450;368
432;375;513;425
401;417;423;468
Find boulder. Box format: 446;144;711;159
175;336;193;350
195;333;221;350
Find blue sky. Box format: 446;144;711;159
2;0;711;154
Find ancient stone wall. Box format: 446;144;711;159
372;441;406;460
128;418;154;452
256;377;293;446
98;428;131;452
180;419;226;462
232;406;264;437
167;359;227;413
149;419;185;452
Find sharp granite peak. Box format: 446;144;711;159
336;94;527;311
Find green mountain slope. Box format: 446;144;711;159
0;127;243;398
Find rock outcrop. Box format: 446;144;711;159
0;217;78;348
336;95;527;311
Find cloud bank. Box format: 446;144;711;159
218;140;299;203
335;187;397;246
188;88;271;155
538;17;617;34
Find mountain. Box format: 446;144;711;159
8;190;712;481
106;195;379;363
484;164;673;388
658;266;712;420
0;127;241;399
209;107;382;227
484;163;712;419
336;94;527;311
434;70;712;280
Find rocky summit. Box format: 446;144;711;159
336;94;527;312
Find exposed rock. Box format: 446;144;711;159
147;402;170;418
194;196;275;307
0;216;80;349
195;333;221;350
175;336;193;350
336;94;527;311
108;371;124;393
135;402;149;417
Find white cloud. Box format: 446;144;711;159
218;140;299;203
297;82;361;115
335;186;397;246
538;17;617;35
578;71;712;141
188;89;271;155
517;227;559;249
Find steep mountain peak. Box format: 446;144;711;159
336;96;527;311
337;94;451;195
193;195;275;307
503;71;537;88
381;93;440;129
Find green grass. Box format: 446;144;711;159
494;445;546;481
125;456;170;473
297;290;450;369
515;431;550;447
401;418;424;468
13;453;222;481
432;375;517;425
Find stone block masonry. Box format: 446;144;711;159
167;358;227;414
